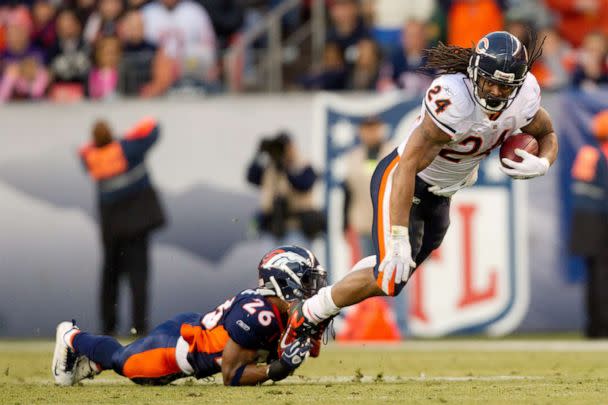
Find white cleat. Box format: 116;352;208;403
73;356;101;384
51;321;80;386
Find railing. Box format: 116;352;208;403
223;0;326;93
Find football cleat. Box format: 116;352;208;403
51;321;80;386
278;301;319;357
309;317;335;358
72;356;101;384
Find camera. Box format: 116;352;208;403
260;132;290;167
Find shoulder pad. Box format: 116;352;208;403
423;74;474;138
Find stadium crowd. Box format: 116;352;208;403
0;0;607;102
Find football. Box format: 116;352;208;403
499;133;539;167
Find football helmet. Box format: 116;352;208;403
467;31;528;113
257;245;327;301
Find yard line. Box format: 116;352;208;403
3;340;608;353
16;375;545;386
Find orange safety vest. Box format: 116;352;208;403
83;142;128;181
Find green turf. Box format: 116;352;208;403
2;341;608;405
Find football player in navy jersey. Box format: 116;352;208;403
51;246;327;386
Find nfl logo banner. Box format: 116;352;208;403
312;92;529;337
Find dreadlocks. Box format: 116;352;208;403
421;33;545;77
422;42;474;75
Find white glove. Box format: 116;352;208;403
428;166;479;197
500;149;550;180
377;226;416;296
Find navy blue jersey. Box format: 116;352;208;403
180;290;284;379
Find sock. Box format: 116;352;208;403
63;329;80;351
72;332;123;371
302;286;340;325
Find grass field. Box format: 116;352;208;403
2;339;608;405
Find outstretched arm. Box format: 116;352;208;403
221;338;268;386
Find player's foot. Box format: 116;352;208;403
51;321;80;386
72;356;101;384
279;301;320;356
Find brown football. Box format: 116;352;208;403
499;133;539;167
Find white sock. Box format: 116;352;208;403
302;286;340;325
63;329;80;351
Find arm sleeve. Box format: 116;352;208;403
286;165;317;191
121;118;160;158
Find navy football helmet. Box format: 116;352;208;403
257;245;327;301
467;31;529;113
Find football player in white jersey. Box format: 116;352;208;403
283;31;559;338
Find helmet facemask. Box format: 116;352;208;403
468;55;526;113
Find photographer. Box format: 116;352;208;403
246;132;324;244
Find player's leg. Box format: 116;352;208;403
101;234;120;335
297;151;401;327
126;233;149;335
112;312;199;385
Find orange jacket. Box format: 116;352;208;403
448;0;504;48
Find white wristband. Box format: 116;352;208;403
391;225;408;237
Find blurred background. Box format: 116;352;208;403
0;0;607;340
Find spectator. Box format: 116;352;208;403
530;27;573;90
79;117;166;336
504;0;552;31
326;0;370;65
83;0;125;44
446;0;503;48
346;38;381;91
31;0;57;50
505;18;534;49
571;31;608;90
89;35;121;100
299;41;347;91
127;0;151;9
66;0;97;26
142;0;217;87
343;116;394;258
48;8;90;100
369;0;436;53
118;9;174;97
569;109;608;338
545;0;608;48
0;6;49;102
246;131;324;245
378;19;432;95
195;0;244;50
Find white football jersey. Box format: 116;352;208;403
397;72;541;188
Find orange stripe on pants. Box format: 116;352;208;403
375;154;400;296
122;348;180;379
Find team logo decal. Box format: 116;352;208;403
476;37;490;54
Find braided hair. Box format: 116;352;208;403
421;33;545;77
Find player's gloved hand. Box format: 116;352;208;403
428;166;479;197
500;149;550;180
279;338;311;371
377;225;416;296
